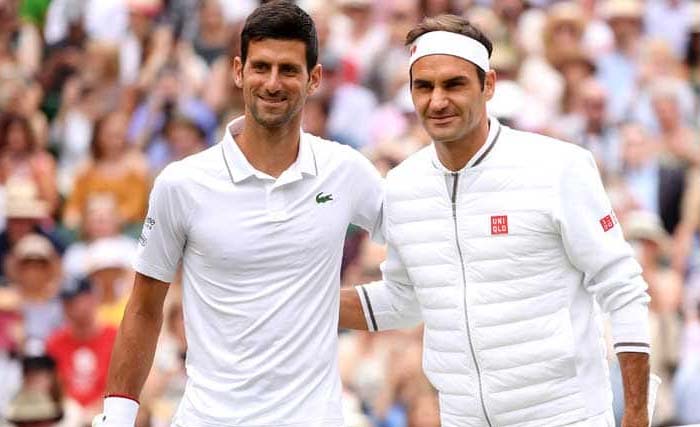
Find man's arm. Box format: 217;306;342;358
339;238;422;332
106;272;169;398
554;151;652;425
618;352;650;427
340;287;369;330
96;273;169;427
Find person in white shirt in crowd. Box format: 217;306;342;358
341;14;652;427
95;2;383;427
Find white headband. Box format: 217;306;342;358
409;31;490;72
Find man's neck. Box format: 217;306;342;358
235;113;302;178
435;117;490;172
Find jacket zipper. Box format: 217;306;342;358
451;172;493;427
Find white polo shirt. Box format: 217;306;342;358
133;117;383;427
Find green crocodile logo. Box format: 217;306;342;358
315;192;333;204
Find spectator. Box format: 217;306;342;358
43;0;128;47
329;0;388;83
190;0;231;67
119;0;165;86
62;194;135;282
556;78;621;180
0;180;64;282
0;114;58;216
644;0;691;59
160;114;208;170
0;0;42;78
649;79;700;168
618;122;687;239
45;278;117;424
321;52;378;149
62;112;149;231
365;0;419;102
128;63;216;171
18;355;62;407
4;389;63;427
4;234;63;345
596;0;644;122
84;237;135;329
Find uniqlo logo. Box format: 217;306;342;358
600;213;617;232
491;215;508;235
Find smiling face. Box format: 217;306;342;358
234;38;321;130
411;54;495;145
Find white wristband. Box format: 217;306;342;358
102;396;139;427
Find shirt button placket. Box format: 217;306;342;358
268;186;286;222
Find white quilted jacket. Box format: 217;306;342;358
358;119;650;427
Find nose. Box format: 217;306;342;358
263;68;282;94
429;87;449;111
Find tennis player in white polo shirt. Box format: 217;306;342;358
95;2;383;427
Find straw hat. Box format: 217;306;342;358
13;234;55;261
5;390;62;424
622;211;670;249
4;179;48;219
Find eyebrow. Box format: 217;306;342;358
443;76;469;85
412;75;470;87
412;78;433;86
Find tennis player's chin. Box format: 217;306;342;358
426;121;462;141
252;110;293;129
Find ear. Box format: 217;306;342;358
483;70;497;101
306;63;322;96
233;56;244;89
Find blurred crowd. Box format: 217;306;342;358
0;0;699;426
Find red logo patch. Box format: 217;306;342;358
491;215;508;235
410;45;417;55
600;213;617;232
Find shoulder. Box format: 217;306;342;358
497;127;593;170
307;133;377;174
155;144;220;186
307;133;360;160
386;145;434;182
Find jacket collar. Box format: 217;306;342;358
431;116;502;174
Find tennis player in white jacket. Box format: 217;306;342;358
340;15;651;427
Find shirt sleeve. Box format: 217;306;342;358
554;150;651;354
349;152;385;244
132;165;192;284
356;224;422;331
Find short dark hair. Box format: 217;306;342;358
406;15;493;89
240;0;319;70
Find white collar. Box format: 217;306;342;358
431;116;502;174
221;116;317;184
